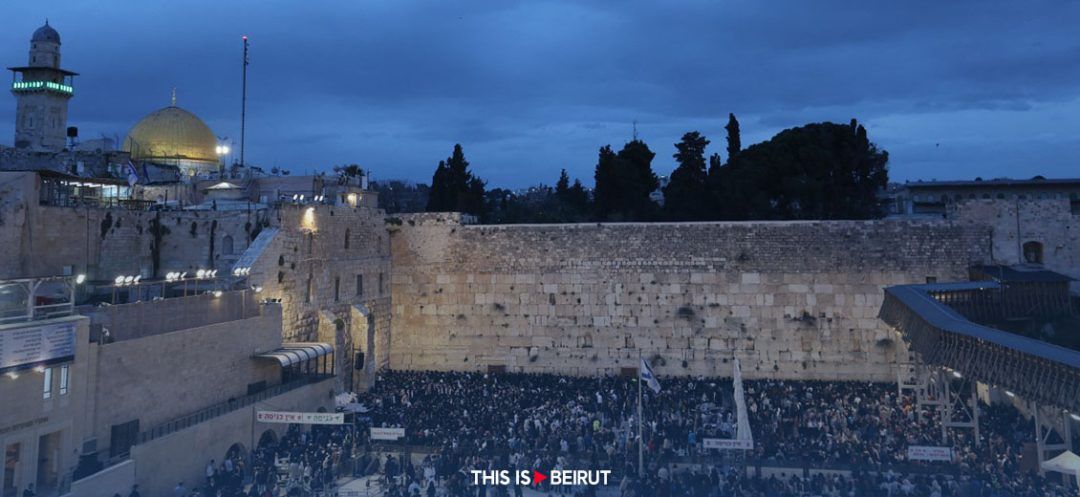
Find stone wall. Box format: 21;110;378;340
2;170;394;390
948;198;1079;278
85;291;261;342
128;378;333;497
0;172;268;280
0;172;35;278
390;215;991;381
245;204;393;391
88;304;283;451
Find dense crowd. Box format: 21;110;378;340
622;465;1080;497
355;370;1079;497
176;424;355;497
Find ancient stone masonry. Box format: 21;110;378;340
0;172;262;280
948;198;1079;279
390;215;991;381
245;204;393;391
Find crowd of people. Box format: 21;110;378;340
354;370;1079;497
151;369;1078;496
168;424;357;497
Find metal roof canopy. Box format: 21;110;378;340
885;285;1079;367
255;342;333;367
881;284;1080;412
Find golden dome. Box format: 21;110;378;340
123;102;217;164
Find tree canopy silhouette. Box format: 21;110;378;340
714;119;888;220
663;131;711;221
426;144;486;217
594;140;659;221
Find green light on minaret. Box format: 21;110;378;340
11;81;73;95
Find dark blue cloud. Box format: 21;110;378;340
1;0;1078;187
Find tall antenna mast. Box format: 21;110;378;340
240;35;249;167
632;120;638;141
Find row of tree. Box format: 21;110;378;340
395;115;889;223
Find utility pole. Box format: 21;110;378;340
240;35;249;168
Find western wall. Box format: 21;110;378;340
389;214;992;381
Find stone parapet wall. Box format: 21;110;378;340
389;216;991;381
89;304;284;451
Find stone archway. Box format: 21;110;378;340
257;429;278;449
225;442;247;463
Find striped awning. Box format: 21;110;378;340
255;342;333;367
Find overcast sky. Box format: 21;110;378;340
2;1;1078;188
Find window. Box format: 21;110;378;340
109;420;140;458
926;276;937;284
379;273;385;295
59;365;69;395
222;235;234;256
356;274;363;297
344;229;350;250
304;273;313;304
43;367;53;399
334;276;340;302
1022;241;1044;264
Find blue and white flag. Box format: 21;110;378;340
125;160;140;187
640;358;661;394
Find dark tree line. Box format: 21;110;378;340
417;116;889;223
426;144;486;215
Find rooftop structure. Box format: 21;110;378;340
884;176;1080;217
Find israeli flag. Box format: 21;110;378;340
125;161;140;187
640;358;661;394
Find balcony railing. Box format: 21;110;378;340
136;375;333;445
0;277;76;326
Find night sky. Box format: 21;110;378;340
2;1;1078;188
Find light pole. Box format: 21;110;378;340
216;137;232;178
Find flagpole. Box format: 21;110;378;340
637;352;644;479
240;35;249;168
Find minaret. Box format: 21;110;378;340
8;21;78;152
